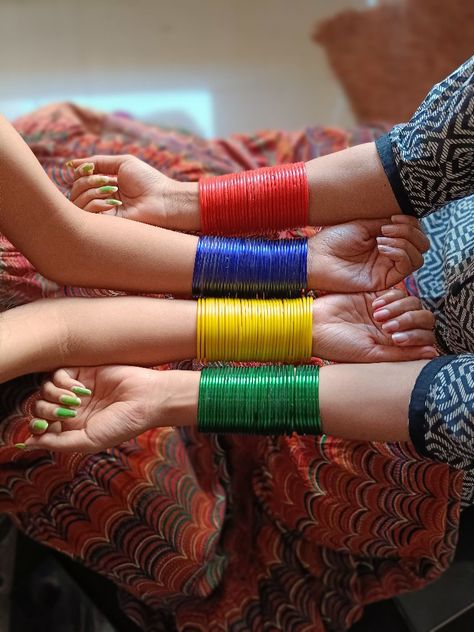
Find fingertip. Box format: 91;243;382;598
29;418;49;435
75;162;95;177
372;297;387;308
421;346;438;358
71;385;92;397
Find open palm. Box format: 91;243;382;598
312;217;428;292
33;366;157;453
313;291;435;363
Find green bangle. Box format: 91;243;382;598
197;365;321;435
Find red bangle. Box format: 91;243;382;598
199;162;309;234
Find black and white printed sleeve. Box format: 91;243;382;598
376;56;474;218
410;355;474;505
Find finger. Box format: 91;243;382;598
82;199;123;214
391;329;436;347
70;175;117;201
73;162;95;178
390;214;422;228
29;419;63;435
73;185;120;209
372;288;406;309
377;242;423;275
34;399;79;423
24;430;97;454
39;380;82;408
67;155;131;176
376;237;424;270
383;309;435;334
376;245;414;278
373;296;423;321
376;344;438;362
380;223;430;253
381;307;435;333
49;368;92;395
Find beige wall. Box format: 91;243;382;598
0;0;369;137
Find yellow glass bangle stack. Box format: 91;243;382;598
196;297;313;362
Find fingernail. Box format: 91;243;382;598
65;160;74;168
373;308;390;321
31;419;49;432
392;333;408;343
382;319;399;333
381;225;395;236
96;176;109;186
376;237;390;245
60;395;81;407
55;407;77;418
377;245;392;254
98;185;118;194
71;386;92;396
105;198;122;206
14;443;27;450
79;162;94;175
372;298;386;309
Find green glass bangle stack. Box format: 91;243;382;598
197;365;321;435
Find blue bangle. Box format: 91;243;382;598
192;236;308;298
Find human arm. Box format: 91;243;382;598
72;57;474;229
69;143;398;229
0;114;197;293
0;289;435;384
23;359;428;451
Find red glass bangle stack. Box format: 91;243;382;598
199;162;309;234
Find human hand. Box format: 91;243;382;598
309;215;429;292
67;155;199;231
21;366;174;453
312;288;437;363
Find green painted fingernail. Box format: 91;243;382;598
98;185;118;194
96;176;109;186
55;407;77;418
60;395;81;407
80;162;94;174
105;198;122;206
14;443;26;450
31;419;48;432
65;160;74;168
71;386;92;396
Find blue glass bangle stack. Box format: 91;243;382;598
192;236;308;298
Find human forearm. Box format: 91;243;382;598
54;297;198;369
0;115;197;293
318;361;429;442
1;291;434;384
161;143;399;230
306;142;400;225
151;361;430;443
0;297;196;383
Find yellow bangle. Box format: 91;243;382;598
196;297;313;362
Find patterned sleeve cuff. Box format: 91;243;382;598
375;134;417;217
408;355;458;457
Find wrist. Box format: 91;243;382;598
149;370;200;429
166;181;200;232
307;233;329;291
